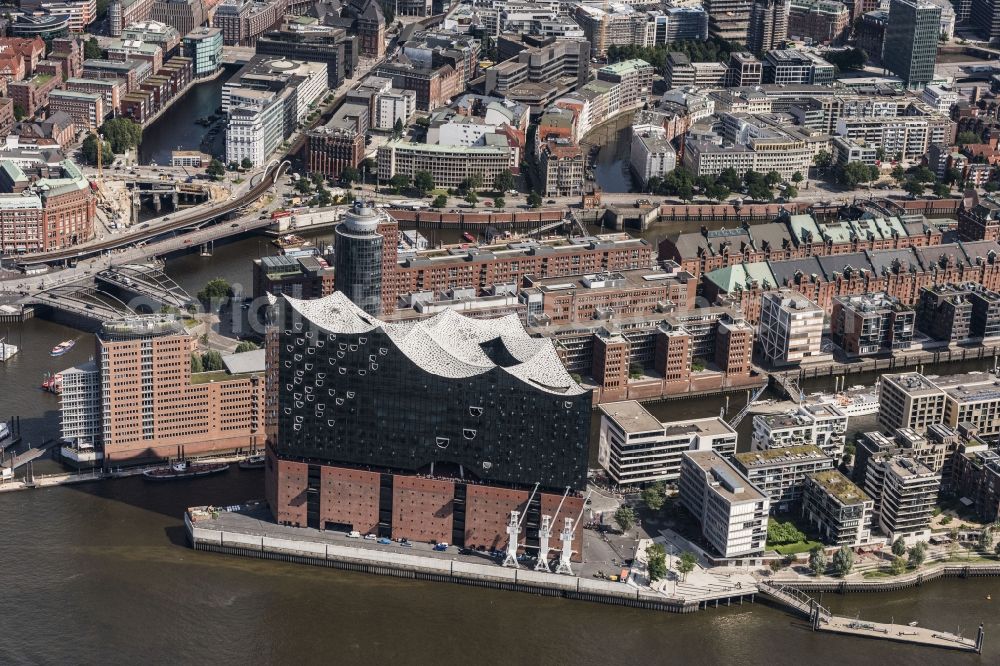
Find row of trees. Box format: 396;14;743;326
645;542;698;582
643;166;800;203
190;350;224;373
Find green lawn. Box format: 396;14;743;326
771;539;824;555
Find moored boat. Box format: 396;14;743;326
142;460;230;481
238;453;265;469
42;373;63;394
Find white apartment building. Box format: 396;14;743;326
59;361;101;447
757;289;824;367
599;401;737;484
921;84;958;113
629;124;677;188
377;139;513;188
802;470;874;547
866;455;940;543
733;445;835;512
835;115;955;160
375;88;416;130
679;450;770;558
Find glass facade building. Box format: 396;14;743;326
274;292;592;492
883;0;941;89
333;201;385;317
183;26;223;77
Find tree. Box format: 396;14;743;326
202;350;224;372
527;192;542;208
614;505;637;533
677;551;697;582
84;37;102;59
413;170;435;195
903;179;926;198
933;182;951;197
889;556;907;575
100;118;143;154
190;353;204;374
642;481;666;511
784;185;799;199
719;167;742;191
957;130;981;145
234;341;259;353
808;545;827;576
12;103;25;121
465;191;478;207
979;527;994;552
206;159;225;180
791;171;804;184
764;170;782;187
907;542;927;568
393;117;404;139
836;161;877;188
415;116;430;128
832;546;854;576
646;543;667;582
341;166;360;185
494;169;516;193
747;181;772;202
362;157;376;176
704;180;730;202
891;537;907;557
432;194;448;208
294;178;313;194
81;133;113;166
912;166;937;183
813;150;833;170
823;47;867;71
891;165;906;183
197;277;232;303
228;161;239;171
494;197;505;208
388;174;410;192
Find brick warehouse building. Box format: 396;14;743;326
265;291;590;558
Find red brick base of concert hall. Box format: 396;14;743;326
264;449;584;561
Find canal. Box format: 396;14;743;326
137;68;236;167
2;224;999;663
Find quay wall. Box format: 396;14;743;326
782;563;1000;594
187;521;715;614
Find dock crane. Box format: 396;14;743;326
502;482;540;568
555;490;592;575
535;486;571;572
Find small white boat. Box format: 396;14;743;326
50;340;75;356
0;339;16;361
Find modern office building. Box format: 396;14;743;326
883;0;941;89
47;89;104;131
941;375;1000;437
377;140;514;189
306;101;367;180
877;373;947;433
733;444;835;512
183;26;223;77
267;291;591;554
255;23;357;89
762;49;836;85
703;0;753;41
252;253;336;300
629;125;677;188
831;293;916;356
333;201;388;316
854;426;955;490
801;470;874;547
598;401;737;485
748;0;790;53
788;0;850;45
59;317;266;465
679;451;770;558
866;455;940;542
757;289;824;367
971;0;1000;43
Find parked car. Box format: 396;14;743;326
433;542;449;551
364;533;377;541
377;537;392;545
347;530;362;538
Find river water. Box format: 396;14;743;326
2;226;1000;663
